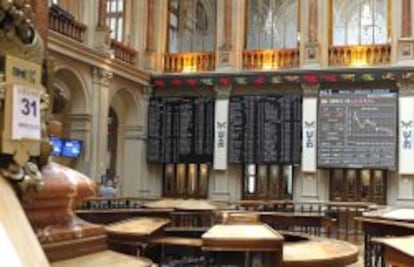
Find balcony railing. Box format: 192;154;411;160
329;44;391;66
110;39;137;65
164;52;216;73
243;49;300;70
49;4;86;42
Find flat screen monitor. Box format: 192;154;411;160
49;136;63;156
61;139;82;158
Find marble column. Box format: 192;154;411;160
394;79;414;205
90;67;113;181
94;0;111;53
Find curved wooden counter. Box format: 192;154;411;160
50;250;153;267
283;238;359;267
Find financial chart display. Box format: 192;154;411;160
147;96;214;163
318;89;397;169
228;94;302;164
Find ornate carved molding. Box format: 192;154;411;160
91;66;113;85
398;78;414;96
302;83;320;97
215;86;231;99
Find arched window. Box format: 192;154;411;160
332;0;389;46
106;0;125;42
168;0;216;53
246;0;299;49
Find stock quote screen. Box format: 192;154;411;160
317;89;398;170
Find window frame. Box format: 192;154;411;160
244;0;301;50
162;163;209;199
329;168;387;204
242;164;294;200
106;0;126;42
329;0;391;46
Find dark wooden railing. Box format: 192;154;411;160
329;44;391;66
49;4;86;42
110;39;137;64
164;52;216;73
242;49;300;70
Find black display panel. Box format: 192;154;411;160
147;96;215;163
317;89;397;169
228;94;302;164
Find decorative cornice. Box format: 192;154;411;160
151;68;414;89
48;30;150;86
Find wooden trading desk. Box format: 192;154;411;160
105;217;170;255
283;237;359;267
372;236;414;267
356;208;414;267
202;224;283;267
51;250;153;267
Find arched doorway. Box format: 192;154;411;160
109;88;142;196
107;107;119;183
52;66;90;174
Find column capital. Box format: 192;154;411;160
301;83;320;97
91;67;113;85
142;86;153;101
215;86;231;99
398;78;414;96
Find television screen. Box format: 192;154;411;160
49;136;63;156
61;139;82;158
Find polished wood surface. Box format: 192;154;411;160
51;250;153;267
373;235;414;267
77;208;173;224
0;177;50;267
151;236;203;247
106;217;170;237
356;208;414;267
283;238;359;267
202;223;283;251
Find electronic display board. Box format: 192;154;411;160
147;96;214;163
317;89;397;169
228;94;302;164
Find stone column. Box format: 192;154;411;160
31;0;48;46
319;0;330;67
94;0;111;53
231;0;246;70
301;0;321;67
295;83;328;202
216;0;234;70
90;67;113;181
394;79;414;206
397;0;414;63
143;0;169;72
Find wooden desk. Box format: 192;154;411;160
202;224;283;267
105;217;170;255
51;250;153;267
356;208;414;267
372;236;414;267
